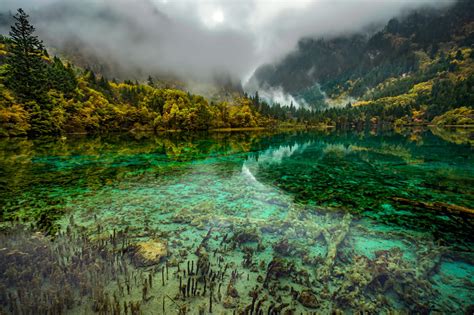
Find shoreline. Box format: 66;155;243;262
397;124;474;128
1;124;472;139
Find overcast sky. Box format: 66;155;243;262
1;0;455;83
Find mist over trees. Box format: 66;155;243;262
1;1;473;137
0;9;279;136
248;0;473;127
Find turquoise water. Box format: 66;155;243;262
0;129;473;314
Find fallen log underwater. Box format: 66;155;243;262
391;197;474;219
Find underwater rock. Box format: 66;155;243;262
233;228;260;244
223;295;238;309
273;238;296;256
332;254;374;309
298;290;319;309
129;239;168;267
227;282;240;298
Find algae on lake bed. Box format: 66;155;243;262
0;129;473;314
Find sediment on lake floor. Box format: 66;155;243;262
0;130;473;314
1;200;473;314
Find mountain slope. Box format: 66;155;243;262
247;0;474;111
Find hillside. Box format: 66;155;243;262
1;2;473;136
0;2;245;102
247;0;474;126
0;10;282;137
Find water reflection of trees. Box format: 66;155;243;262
0;131;312;227
1;129;472;238
429;126;474;145
248;130;474;247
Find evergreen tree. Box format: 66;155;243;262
98;76;111;91
147;75;155;87
5;8;47;102
47;56;77;95
254;91;260;105
85;68;97;84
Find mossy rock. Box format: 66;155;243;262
129;239;168;267
298;290;319;309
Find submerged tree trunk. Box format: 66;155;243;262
391;197;474;218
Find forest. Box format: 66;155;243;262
250;0;474;128
1;6;473;137
0;9;279;137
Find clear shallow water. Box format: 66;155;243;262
0;129;473;314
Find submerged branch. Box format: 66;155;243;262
391;197;474;219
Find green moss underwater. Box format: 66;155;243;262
0;129;473;314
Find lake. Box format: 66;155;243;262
0;128;473;314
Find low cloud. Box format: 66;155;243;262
1;0;455;87
259;86;308;109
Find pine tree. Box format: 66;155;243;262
254;91;260;105
5;8;47;102
85;68;97;84
47;56;77;95
147;75;155;87
98;76;111;91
